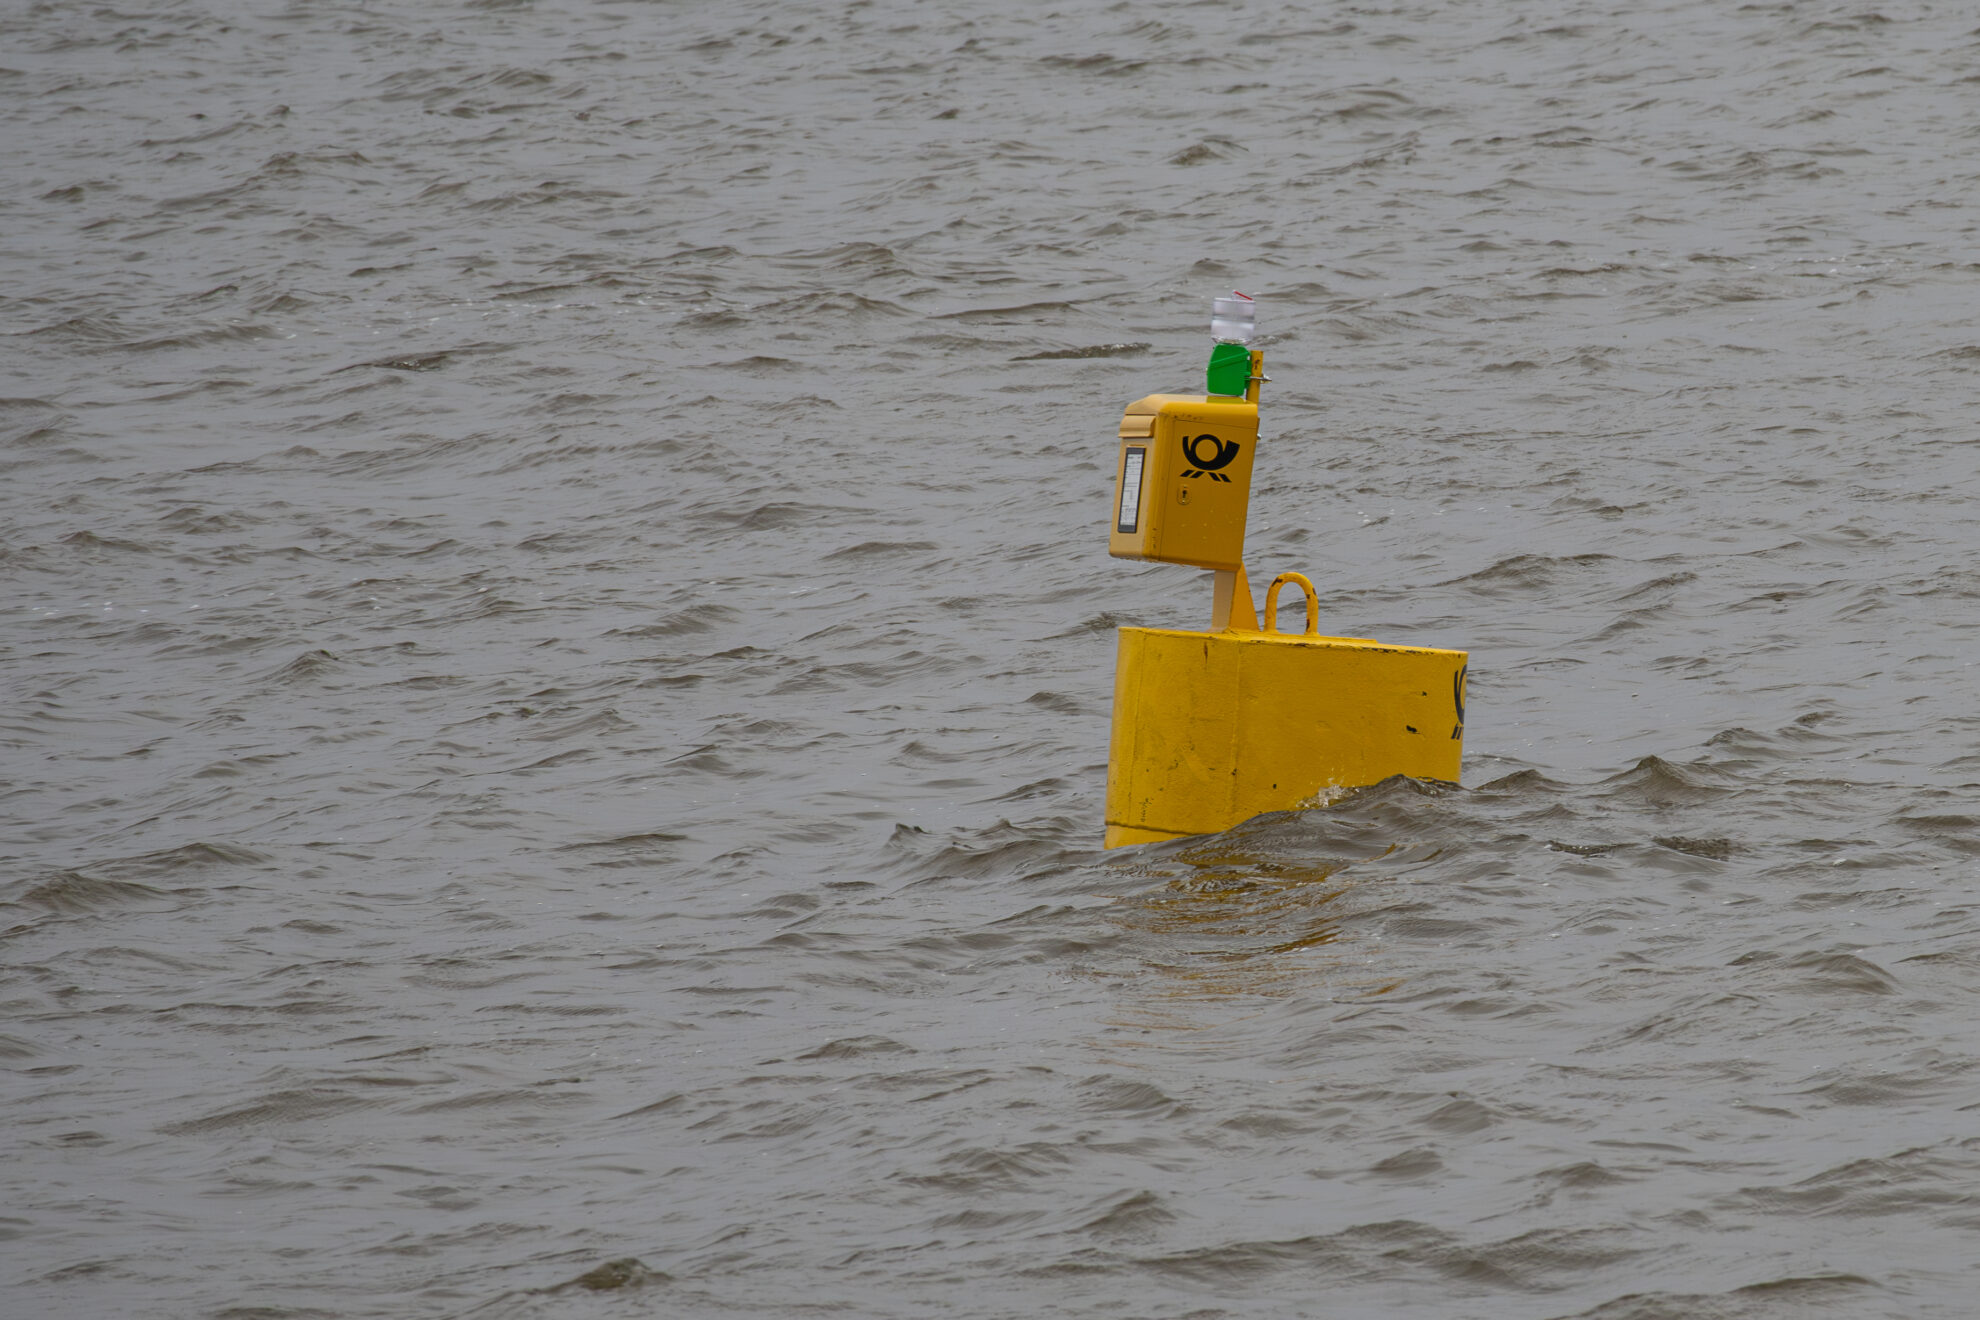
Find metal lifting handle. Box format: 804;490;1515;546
1262;571;1320;636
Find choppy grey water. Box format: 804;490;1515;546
8;1;1980;1316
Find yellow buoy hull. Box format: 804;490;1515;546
1104;625;1467;848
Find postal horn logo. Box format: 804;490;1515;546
1181;433;1240;483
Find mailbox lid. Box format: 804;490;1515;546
1121;392;1198;416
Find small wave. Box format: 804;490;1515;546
747;290;913;323
58;529;153;553
1012;342;1150;360
554;1258;668;1292
1074;1188;1174;1241
347;350;452;372
269;649;340;683
1443;552;1614;590
767;241;915;281
1592;755;1738;807
610;603;738;637
706;354;809;373
6;871;174;917
1037;53;1147;76
1783;950;1900;996
1169;136;1245;166
821;539;937;560
795;1035;914;1060
1652;835;1738;860
22;314;131;345
901;1141;1078;1193
934;300;1085;324
160;1087;368;1135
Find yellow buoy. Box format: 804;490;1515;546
1101;306;1468;848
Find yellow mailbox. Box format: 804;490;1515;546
1109;394;1259;572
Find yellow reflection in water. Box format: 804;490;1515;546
1084;840;1406;1060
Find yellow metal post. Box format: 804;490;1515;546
1210;566;1257;632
